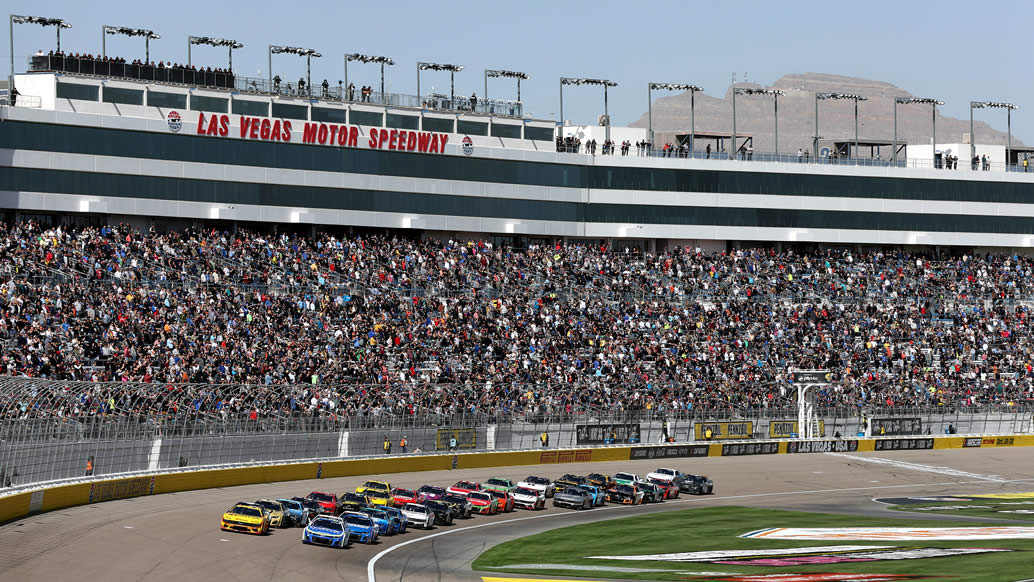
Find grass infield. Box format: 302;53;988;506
473;506;1034;581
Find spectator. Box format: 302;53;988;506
469;92;477;112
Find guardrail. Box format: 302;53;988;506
0;433;1030;526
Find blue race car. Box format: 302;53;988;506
276;498;310;526
341;511;380;544
382;506;408;533
302;515;350;548
361;507;400;535
574;484;606;507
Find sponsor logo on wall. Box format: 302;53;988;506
630;445;710;460
873;438;934;451
166;110;182;132
721;442;779;456
787;440;858;454
575;423;640;445
461;135;474;155
963;437;983;447
696;421;754;440
769;420;826;438
871;417;923;436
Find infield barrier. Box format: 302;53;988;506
2;433;1032;525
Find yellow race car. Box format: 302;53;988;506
254;499;289;528
356;480;391;495
221;502;270;535
363;489;394;507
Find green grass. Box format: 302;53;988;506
888;498;1034;521
473;506;1034;581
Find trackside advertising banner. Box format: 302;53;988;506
695;421;754;440
871;417;923;436
576;423;641;444
787;440;859;453
630;445;710;460
769;420;825;438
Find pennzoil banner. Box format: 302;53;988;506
435;428;477;450
769;420;825;438
694;421;754;440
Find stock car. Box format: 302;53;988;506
302;515;350;548
447;480;481;496
553;486;595;510
417;485;447;501
574;484;606;507
255;499;289;528
554;474;588;488
587;473;615;490
382;506;408;533
676;474;714;495
276;498;312;526
423;500;455;525
606;484;645;505
363;489;394;507
647;478;680;499
361;507;400;535
646;468;685;482
517;476;555;498
487;489;516;512
308;491;339;514
401;503;435;529
636;481;665;503
341;511;380;544
441;493;474;519
511;486;546;510
221;502;271;535
355;480;391;495
292;497;324;520
466;491;499;515
339;493;369;513
482;477;516;494
612;472;641;486
390;488;420;506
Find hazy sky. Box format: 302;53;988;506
6;0;1030;139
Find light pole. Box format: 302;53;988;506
346;54;393;102
269;45;321;96
815;93;868;161
561;77;618;143
188;36;243;70
971;101;1019;170
485;69;529;105
417;62;464;108
733;88;785;159
649;83;702;150
103;25;160;63
893;97;942;166
10;15;71;104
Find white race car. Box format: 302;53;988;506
511;486;546;510
517;475;555;498
612;472;641;486
400;503;435;529
646;468;685;482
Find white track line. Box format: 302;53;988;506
825;452;1006;482
366;476;1034;582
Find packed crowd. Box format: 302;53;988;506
1;221;1033;420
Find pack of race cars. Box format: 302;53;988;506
219;467;713;548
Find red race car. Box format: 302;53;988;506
307;491;339;514
486;489;515;512
390;488;420;506
447;480;481;496
648;478;680;499
466;491;499;515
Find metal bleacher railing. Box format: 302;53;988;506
27;55;524;118
0;376;1030;491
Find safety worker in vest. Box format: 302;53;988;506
1025;156;1029;172
400;436;408;453
383;436;391;455
704;427;713;441
85;455;95;476
540;431;549;447
879;424;886;436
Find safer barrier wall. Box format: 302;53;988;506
2;434;1031;526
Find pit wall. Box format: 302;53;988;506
0;435;1027;525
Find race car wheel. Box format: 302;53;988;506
582;500;590;510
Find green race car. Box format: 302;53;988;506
481;477;516;493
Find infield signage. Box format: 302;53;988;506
741;525;1034;540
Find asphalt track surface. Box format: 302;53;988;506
1;447;1033;582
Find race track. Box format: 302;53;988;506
1;447;1032;582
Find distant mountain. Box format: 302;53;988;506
630;73;1022;157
